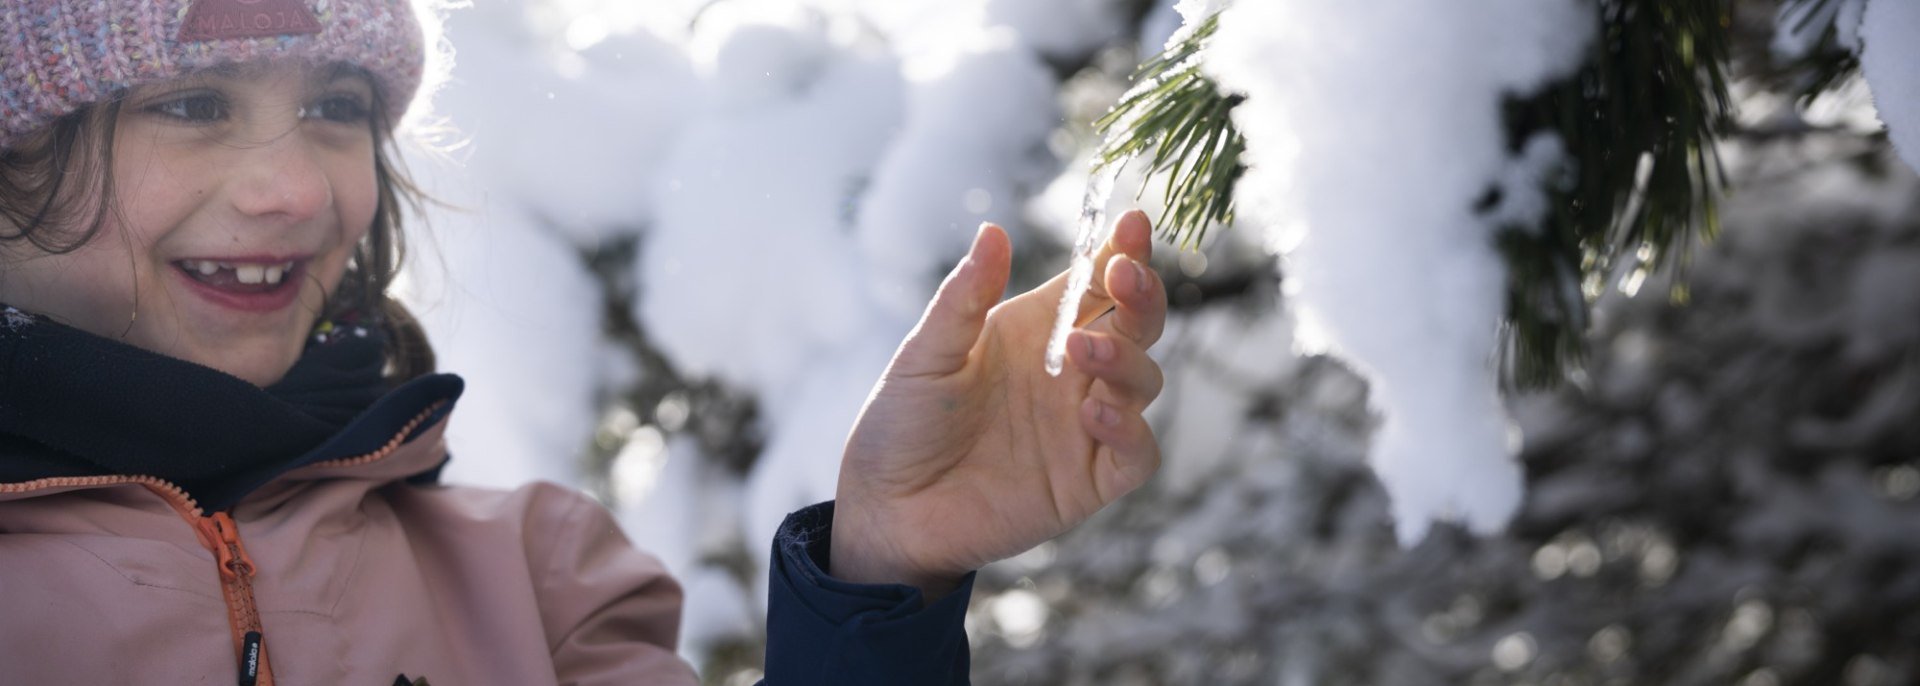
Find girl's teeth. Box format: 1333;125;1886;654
181;259;297;285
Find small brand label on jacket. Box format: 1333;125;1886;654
239;631;262;686
178;0;322;42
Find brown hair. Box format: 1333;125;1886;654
0;88;437;384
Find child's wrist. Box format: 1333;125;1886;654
828;504;963;604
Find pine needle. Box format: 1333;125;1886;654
1497;0;1736;389
1094;14;1245;252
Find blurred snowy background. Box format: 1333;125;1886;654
393;0;1920;683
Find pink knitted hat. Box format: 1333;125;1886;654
0;0;425;149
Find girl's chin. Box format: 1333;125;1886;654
153;286;323;384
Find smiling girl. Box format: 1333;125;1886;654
0;1;1168;684
6;61;392;384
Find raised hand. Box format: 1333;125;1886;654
831;210;1168;599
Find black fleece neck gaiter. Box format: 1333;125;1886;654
0;304;398;509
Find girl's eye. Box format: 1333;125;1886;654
149;94;228;123
305;95;370;125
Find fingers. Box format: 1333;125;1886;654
1080;396;1161;504
1105;208;1155;271
1090;250;1168;348
1021;210;1155;326
1067;329;1163;412
890;224;1013;378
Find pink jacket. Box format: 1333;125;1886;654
0;406;700;685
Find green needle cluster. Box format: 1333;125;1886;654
1094;13;1245;252
1498;0;1735;388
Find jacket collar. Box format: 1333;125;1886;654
0;303;465;510
0;375;463;509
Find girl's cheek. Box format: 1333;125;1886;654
341;164;378;245
315;151;380;285
0;224;141;338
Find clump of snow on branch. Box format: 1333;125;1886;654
639;6;900;397
1861;0;1920;174
984;0;1127;60
1771;0;1865;61
854;31;1059;318
396;0;671;489
639;5;904;588
1203;0;1594;543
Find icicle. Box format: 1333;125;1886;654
1044;157;1132;377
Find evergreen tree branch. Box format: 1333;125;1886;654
1775;0;1862;102
1098;2;1809;391
1496;0;1737;389
1094;14;1245;251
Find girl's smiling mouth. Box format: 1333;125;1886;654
172;257;309;312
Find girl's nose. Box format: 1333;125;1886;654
228;134;332;223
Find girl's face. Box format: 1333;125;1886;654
0;61;379;386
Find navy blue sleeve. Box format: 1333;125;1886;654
762;501;974;685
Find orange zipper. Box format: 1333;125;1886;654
306;401;446;471
0;401;446;686
192;510;272;686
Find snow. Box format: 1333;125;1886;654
1861;0;1920;174
1175;0;1230;27
395;0;1680;676
1151;304;1301;497
394;2;700;489
633;20;914;626
739;336;898;611
1203;0;1594;543
1138;1;1184;58
984;0;1127;60
424;4;698;244
615;434;757;659
1771;0;1865;61
854;30;1059;318
11;0;1911;678
396;149;604;490
637;11;900;396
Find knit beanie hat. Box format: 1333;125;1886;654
0;0;427;150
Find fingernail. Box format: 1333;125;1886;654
1095;401;1120;426
1092;334;1114;362
1131;258;1150;295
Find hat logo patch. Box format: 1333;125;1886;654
178;0;322;42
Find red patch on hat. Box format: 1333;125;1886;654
178;0;323;42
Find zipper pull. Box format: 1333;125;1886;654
239;631;263;686
196;512;269;685
208;512;258;579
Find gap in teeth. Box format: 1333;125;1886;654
183;260;293;285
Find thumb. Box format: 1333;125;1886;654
890;223;1013;378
